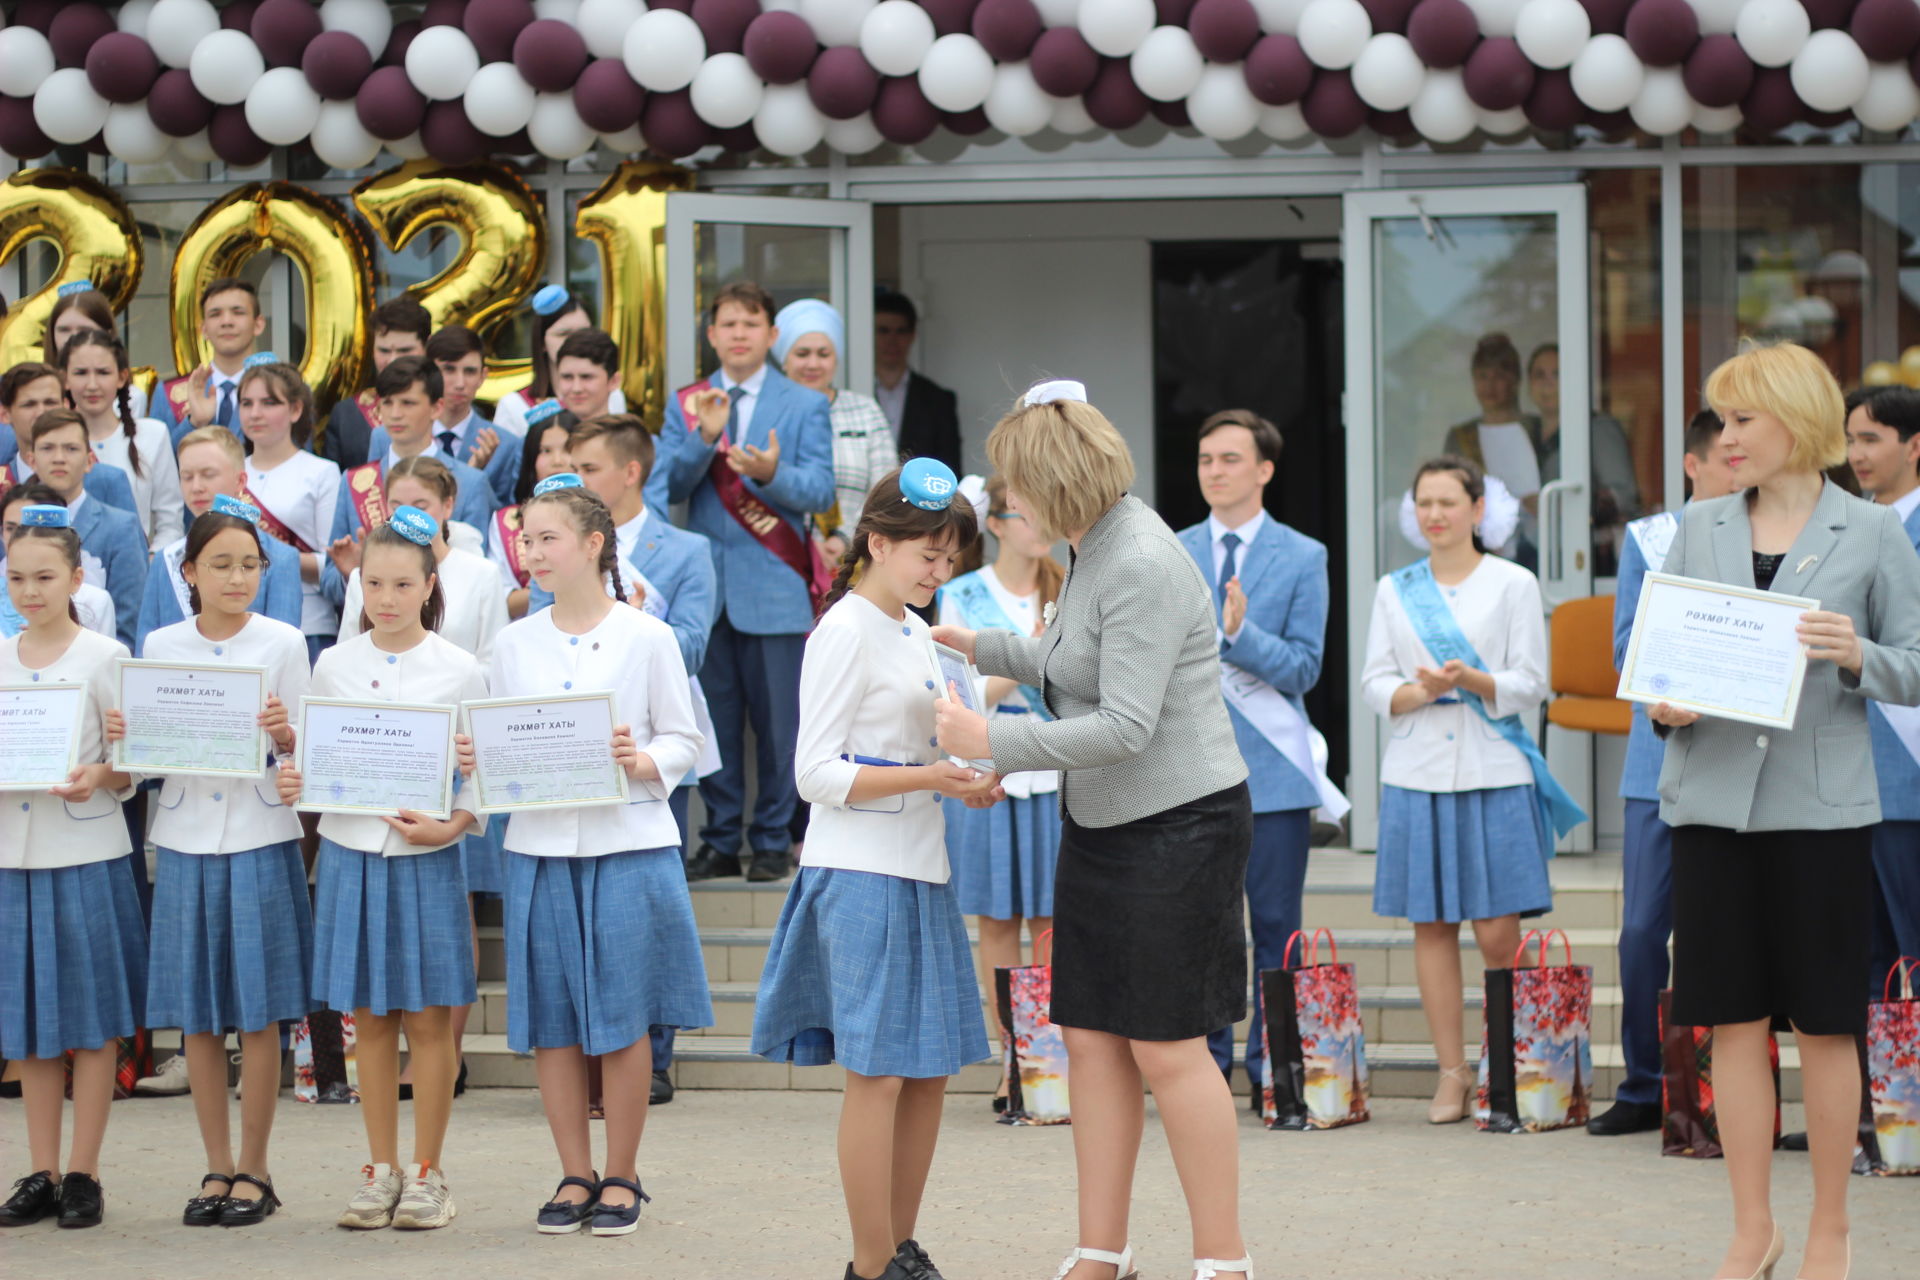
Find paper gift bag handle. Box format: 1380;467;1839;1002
1034;928;1055;970
1513;928;1574;970
1884;955;1920;1002
1282;928;1339;969
1311;926;1338;965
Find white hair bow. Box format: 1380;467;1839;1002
1398;472;1523;553
1023;379;1087;407
957;474;991;524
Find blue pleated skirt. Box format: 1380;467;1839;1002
460;818;505;897
503;848;712;1057
752;867;991;1079
146;842;316;1036
1374;784;1553;924
945;793;1060;920
312;839;476;1015
0;857;148;1060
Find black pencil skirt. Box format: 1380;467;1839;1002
1669;823;1875;1036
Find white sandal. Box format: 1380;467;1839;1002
1194;1257;1254;1280
1053;1244;1138;1280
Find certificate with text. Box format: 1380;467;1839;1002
295;697;456;819
0;682;86;790
113;660;267;778
1617;572;1816;730
463;691;630;814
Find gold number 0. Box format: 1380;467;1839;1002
0;169;144;371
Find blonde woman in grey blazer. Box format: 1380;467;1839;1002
934;382;1253;1280
1651;345;1920;1280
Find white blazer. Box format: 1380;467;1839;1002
487;604;701;858
309;631;487;857
245;448;342;636
339;546;509;665
139;615;310;854
93;417;185;548
1360;555;1549;794
0;628;133;869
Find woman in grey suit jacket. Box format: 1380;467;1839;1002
934;381;1253;1280
1652;344;1920;1280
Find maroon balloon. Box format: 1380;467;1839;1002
641;89;713;155
147;68;217;136
873;75;942;143
513;19;589;91
252;0;325;68
743;12;819;85
1149;97;1193;128
715;122;760;151
419;99;486;163
1300;69;1367;137
209;104;272;165
384;20;423;66
1031;27;1099;96
1852;0;1920;59
1190;0;1262;62
356;64;430;140
1463;37;1535;110
1624;0;1700;66
7;1;62;34
222;1;262;33
1586;106;1633;136
1361;0;1422;34
48;4;116;69
920;0;983;37
0;95;55;158
808;46;881;120
1800;0;1858;30
1682;35;1753;107
303;31;374;99
496;125;534;153
421;0;472;30
1368;106;1416;137
692;0;763;55
1158;0;1199;21
574;58;647;132
973;0;1043;61
1580;0;1634;34
1407;0;1482;69
649;0;695;11
1911;42;1920;86
1523;67;1583;129
1244;35;1314;104
944;105;991;134
85;33;161;104
1081;57;1148;129
1741;64;1803;133
466;0;536;62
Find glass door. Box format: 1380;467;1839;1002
1342;186;1593;851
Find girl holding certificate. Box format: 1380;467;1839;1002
0;505;141;1230
469;477;707;1238
112;496;313;1228
277;507;486;1232
1360;456;1580;1126
752;460;994;1280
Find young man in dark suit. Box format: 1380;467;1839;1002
873;291;960;470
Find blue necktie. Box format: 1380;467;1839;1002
1218;531;1241;607
215;382;235;430
438;429;458;458
725;384;747;446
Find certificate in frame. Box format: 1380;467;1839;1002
113;659;269;778
928;640;995;772
1617;571;1817;731
463;690;631;814
0;682;87;790
295;696;457;819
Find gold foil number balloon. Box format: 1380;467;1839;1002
1864;361;1902;387
0;168;144;371
575;160;695;431
170;182;372;416
352;159;548;407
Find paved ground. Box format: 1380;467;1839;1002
4;1090;1913;1278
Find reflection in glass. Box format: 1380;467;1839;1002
690;223;835;379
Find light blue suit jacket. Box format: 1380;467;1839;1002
318;454;497;608
1868;500;1920;821
643;366;834;637
365;411;523;508
136;531;304;656
529;515;718;677
70;493;149;652
10;455;139;515
1177;513;1328;813
1613;518;1665;803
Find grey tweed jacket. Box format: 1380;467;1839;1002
974;495;1248;828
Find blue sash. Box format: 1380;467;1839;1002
1390;559;1586;840
941;572;1053;721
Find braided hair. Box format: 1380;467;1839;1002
821;467;978;615
57;329;142;478
2;481;82;623
522;484;628;605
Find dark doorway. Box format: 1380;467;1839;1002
1151;240;1349;790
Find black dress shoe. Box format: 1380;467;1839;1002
588;1175;650;1237
895;1237;947;1279
649;1069;674;1105
0;1171;60;1227
746;849;791;882
397;1081;413;1101
454;1060;468;1098
1780;1131;1810;1151
684;844;743;882
536;1174;599;1235
57;1172;103;1228
182;1173;232;1226
1586;1099;1663;1136
218;1173;280;1226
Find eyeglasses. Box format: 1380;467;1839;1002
198;559;263;578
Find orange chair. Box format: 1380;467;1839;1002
1545;595;1633;736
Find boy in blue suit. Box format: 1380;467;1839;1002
363;325;522;507
25;408;148;651
152;277;266;448
644;281;834;883
5;362;140;515
1177;409;1330;1096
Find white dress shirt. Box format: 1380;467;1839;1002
432;411;481;458
487;603;701;857
92;418;184;547
937;567;1057;800
874;372;909;436
0;628;132;869
795;593;952;883
246;449;342;636
309;631;488;857
138;615;309;854
1891;485;1920;526
339;545;509;665
1209;508;1266;643
713;364;768;446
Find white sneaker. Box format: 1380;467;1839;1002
133;1053;190;1096
391;1163;457;1230
337;1163;404;1230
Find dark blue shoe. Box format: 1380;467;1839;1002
588;1176;649;1237
535;1174;598;1235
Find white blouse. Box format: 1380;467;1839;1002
0;628;131;869
1360;555;1549;794
795;593;951;884
308;631;488;857
245;449;342;636
487;603;701;858
338;545;509;666
937;566;1058;799
91;417;184;548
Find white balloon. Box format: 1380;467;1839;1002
1682;0;1743;37
1187;62;1262;139
0;27;53;99
1130;26;1205;101
1409;67;1477;142
406;26;481;101
1078;0;1157;58
919;34;996;112
1569;34;1644;112
984;61;1054;136
245;66;322;146
1790;30;1869;112
624;9;705;93
1297;0;1373;71
320;0;394;59
1351;33;1424;110
174;127;216;163
690;52;765;130
1049;94;1098;134
860;1;936;77
1514;0;1590;69
191;30;267;106
311;99;382;167
385;131;428;161
599;122;647;153
1734;0;1810;69
1690;100;1742;132
800;0;879;47
1461;0;1527;38
823;112;886;152
104;102;172;163
1257;101;1312;139
147;0;220;71
116;0;158;39
754;82;826;156
1475;104;1530;134
1628;65;1691;134
529;90;597;158
579;0;647;60
465;61;538;136
1250;0;1316;33
535;0;583;19
1033;0;1081;24
1852;59;1920;131
32;69;110;146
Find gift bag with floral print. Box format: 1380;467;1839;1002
1259;928;1370;1130
1861;957;1920;1176
994;931;1069;1126
1660;989;1782;1159
293;1010;359;1104
1476;929;1593;1133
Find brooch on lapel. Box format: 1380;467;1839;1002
1043;602;1057;628
1795;555;1818;574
